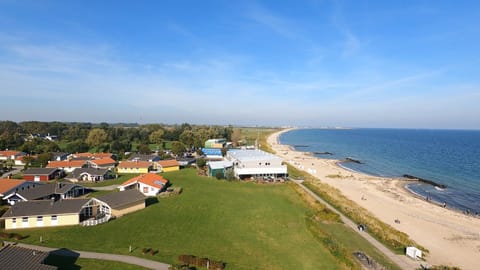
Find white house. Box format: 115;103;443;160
226;149;288;180
118;173;169;196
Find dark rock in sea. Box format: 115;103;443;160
345;157;363;164
313;151;333;155
403;174;447;189
293;145;309;148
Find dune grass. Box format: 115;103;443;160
14;169;347;270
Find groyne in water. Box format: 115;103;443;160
344;157;363;164
403;174;447;189
313;151;333;155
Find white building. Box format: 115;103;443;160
226;149;287;180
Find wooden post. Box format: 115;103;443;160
129;245;132;253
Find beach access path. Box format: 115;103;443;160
10;242;170;270
293;179;419;270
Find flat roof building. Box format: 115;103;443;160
226;149;287;179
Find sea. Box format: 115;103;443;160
280;128;480;214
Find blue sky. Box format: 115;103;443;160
0;1;479;129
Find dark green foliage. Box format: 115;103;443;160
196;157;206;168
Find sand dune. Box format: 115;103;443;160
268;128;480;270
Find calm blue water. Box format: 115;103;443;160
280;128;480;213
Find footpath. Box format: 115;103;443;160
293;180;421;270
11;242;170;270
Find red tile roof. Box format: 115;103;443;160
90;157;116;166
117;161;152;168
0;179;26;195
0;151;22;157
74;152;114;159
46;160;87;168
157;159;179;167
119;173;168;189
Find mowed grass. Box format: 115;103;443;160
15;169;343;270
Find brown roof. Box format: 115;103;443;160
90;157;116;166
157;159;179;168
117;161;152;168
74;152;113;159
0;179;26;195
0;150;22;157
0;245;57;270
119;173;168;189
1;198;90;217
96;189;145;209
46;160;86;168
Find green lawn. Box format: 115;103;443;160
80;174;139;187
45;253;150;270
14;169;344;270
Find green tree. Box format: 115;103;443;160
231;128;241;147
22;156;35;169
149;129;164;145
137;144;151;154
171;141;185;155
86;128;108;149
215;171;223;180
179;130;195;149
37;153;53;168
225;168;236;181
196;157;206;168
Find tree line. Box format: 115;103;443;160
0;121;237;158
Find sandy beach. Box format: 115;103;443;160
268;128;480;270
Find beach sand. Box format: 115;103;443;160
268;128;480;270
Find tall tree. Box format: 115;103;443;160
171;141;185;155
86;128;108;150
149;129;164;145
231;128;241;147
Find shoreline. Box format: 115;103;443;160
268;128;480;270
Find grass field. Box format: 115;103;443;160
14;169;346;270
79;174;140;187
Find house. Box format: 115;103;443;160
207;160;233;178
1;198;101;229
0;150;26;161
157;159;180;172
3;182;87;205
177;157;196;167
46;160;88;173
87;157;116;169
117;161;152;174
128;154;161;162
1;191;147;229
23;168;63;182
67;168;111;182
205;138;227;149
202;148;223;160
0;179;37;201
226;149;288;180
96;189;146;218
118;173;169;196
72;152;116;160
52;152;69;161
0;244;58;270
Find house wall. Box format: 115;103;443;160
23;175;50;182
117;167;149;174
4;214;79;230
111;201;145;217
160;166;179;172
138;182;160;196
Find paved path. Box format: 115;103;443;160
293;180;421;270
12;242;170;270
1;167;21;178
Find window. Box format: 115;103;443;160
12;218;16;223
22;217;28;223
51;215;57;221
143;187;149;193
37;216;43;222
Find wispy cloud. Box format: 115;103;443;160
246;4;298;40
